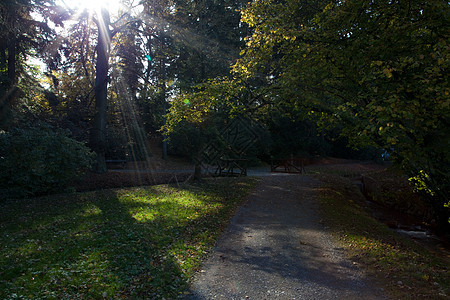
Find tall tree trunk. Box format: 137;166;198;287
193;12;207;181
7;37;16;88
90;9;111;173
0;35;17;129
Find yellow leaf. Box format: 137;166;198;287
382;68;393;78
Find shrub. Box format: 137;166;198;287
0;125;93;198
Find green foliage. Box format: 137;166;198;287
266;111;331;158
167;120;211;160
311;0;449;208
105;126;128;160
166;81;273;165
0;0;67;129
232;0;450;223
171;0;248;90
0;125;93;197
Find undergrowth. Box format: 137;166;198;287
316;174;449;299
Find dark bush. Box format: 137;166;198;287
0;125;93;198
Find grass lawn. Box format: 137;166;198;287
0;177;259;299
316;174;449;299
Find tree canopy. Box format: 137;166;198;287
0;0;448;222
167;0;449;222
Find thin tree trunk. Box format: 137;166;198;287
194;162;202;181
160;52;168;160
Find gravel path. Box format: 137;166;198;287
186;175;388;299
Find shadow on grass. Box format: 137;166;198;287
0;178;258;299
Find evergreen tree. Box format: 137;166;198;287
0;0;67;128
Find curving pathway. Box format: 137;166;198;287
185;175;388;300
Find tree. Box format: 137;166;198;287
232;0;449;224
42;10;98;141
88;8;113;173
45;6;118;173
165;0;249;179
0;0;66;128
168;0;449;223
172;0;248;90
56;5;139;173
140;0;178;160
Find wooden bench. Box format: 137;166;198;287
271;158;305;174
105;159;127;169
215;158;248;177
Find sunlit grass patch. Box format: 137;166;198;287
317;174;449;299
80;204;102;217
0;177;259;299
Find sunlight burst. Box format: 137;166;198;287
64;0;122;14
